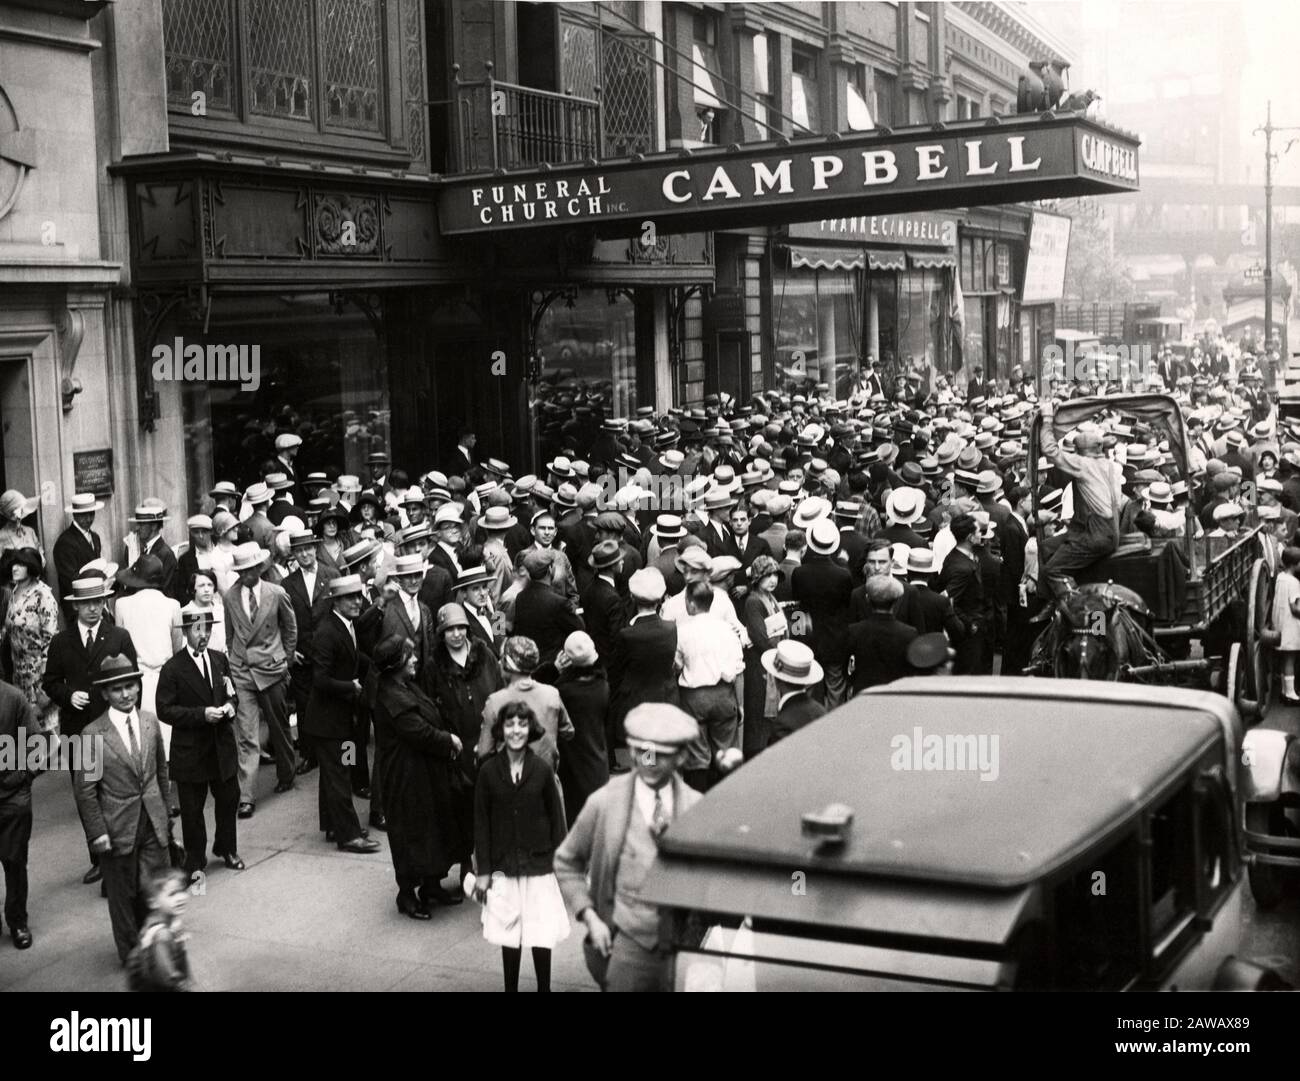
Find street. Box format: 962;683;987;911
2;698;1295;993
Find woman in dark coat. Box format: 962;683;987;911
550;631;609;826
741;555;787;759
429;603;503;884
373;634;466;919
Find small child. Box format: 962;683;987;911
1272;546;1300;705
126;868;194;992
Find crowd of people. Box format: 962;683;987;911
0;339;1294;991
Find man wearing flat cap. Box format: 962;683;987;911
273;432;302;487
555;702;702;992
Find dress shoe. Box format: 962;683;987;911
10;925;32;949
218;852;246;871
368;813;387;831
396;895;432;921
353;787;372;800
237;801;255;819
82;865;102;885
337;836;381;854
295;759;317;776
273;780;295;794
421;886;463;907
325;829;368;843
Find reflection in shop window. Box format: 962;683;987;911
530;289;637;462
773;263;860;398
897;270;947;383
177;294;389;509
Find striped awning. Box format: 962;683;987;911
789;245;865;271
908;251;958;269
867;249;907;271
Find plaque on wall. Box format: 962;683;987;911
73;449;113;497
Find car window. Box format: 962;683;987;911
1050;831;1142;990
1147;784;1197;968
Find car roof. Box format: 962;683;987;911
654;678;1227;891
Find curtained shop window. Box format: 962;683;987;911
962;296;987;374
897;270;947;381
773;261;861;397
176;293;389;507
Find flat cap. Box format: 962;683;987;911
624;702;700;752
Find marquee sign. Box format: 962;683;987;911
436;114;1140;239
788;211;957;247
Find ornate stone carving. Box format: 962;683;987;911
315;193;380;255
58;308;85;412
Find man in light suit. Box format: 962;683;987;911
73;654;172;964
43;574;138;885
223;542;299;818
555;703;702;993
53;492;103;622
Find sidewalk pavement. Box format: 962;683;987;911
0;759;592;992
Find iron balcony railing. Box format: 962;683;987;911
454;62;602;172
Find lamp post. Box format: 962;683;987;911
1252;100;1300;354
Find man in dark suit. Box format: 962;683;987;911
429;504;465;581
175;514;220;606
762;641;826;745
43;575;137;886
265;474;307;526
998;486;1034;676
73;654;172;963
939;514;993;675
580;540;629;669
513;550;585;668
53;493;103;621
701;490;742;560
833;502;869;585
846;576;918;693
791;521;853;707
592;512;641;596
894;548;964;638
608;568;677;769
122;504;179;601
0;679;37;948
304;575;381;853
281;530;339;775
340;539;387;821
452;564;502;656
156;605;243;876
728;504;770;571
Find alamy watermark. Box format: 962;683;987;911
151;337;261;392
0;729;103;781
890;725;999;781
1039;342;1154;393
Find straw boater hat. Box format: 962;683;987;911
454;564;493;591
652;514;686;540
64;576;114;603
885;487;925;526
265;472;293;492
66;492;104;515
288;529;317;549
126;503;169;525
806;519;841;556
243;482;272;506
335;475;363;495
327;574;365;598
341;538;382;569
390;553;428;579
209;480;240;500
761;640;823;686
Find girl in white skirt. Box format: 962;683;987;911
473;700;570;991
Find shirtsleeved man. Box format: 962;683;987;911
1038;401;1124;598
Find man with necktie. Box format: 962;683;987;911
73;654;173;964
555;703;702;992
304;575;381;853
222;543;299;819
156;604;243;877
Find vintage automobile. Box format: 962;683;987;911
1240;722;1300;907
641;678;1288;991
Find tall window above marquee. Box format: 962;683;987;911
163;0;387;137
